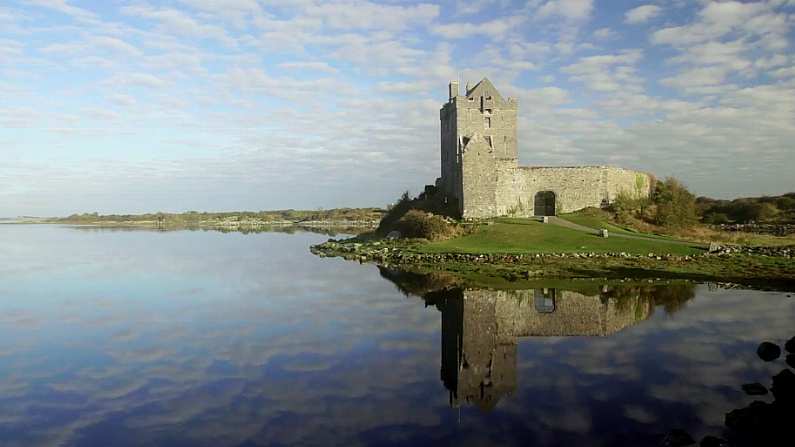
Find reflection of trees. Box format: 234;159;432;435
378;269;697;411
600;283;695;315
377;268;459;297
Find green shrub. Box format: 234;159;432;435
394;210;459;241
377;190;459;235
704;213;730;225
377;191;413;234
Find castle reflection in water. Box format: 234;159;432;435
379;268;695;411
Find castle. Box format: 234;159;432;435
437;78;652;219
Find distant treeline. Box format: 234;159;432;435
697;193;795;224
54;208;386;225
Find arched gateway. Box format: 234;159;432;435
534;191;556;216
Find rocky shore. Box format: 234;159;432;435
310;238;795;289
311;238;794;264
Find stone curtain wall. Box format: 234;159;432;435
507;166;652;217
460;163;652;219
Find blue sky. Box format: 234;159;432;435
1;0;794;216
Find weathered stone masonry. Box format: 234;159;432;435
438;78;652;219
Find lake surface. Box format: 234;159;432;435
1;225;793;446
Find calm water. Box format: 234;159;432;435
1;225;793;447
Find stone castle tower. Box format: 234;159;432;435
438;78;652;219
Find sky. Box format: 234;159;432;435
1;0;794;216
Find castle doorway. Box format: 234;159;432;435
534;191;556;216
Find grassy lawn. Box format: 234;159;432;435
418;219;704;256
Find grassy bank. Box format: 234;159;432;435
419;217;703;256
312;212;795;290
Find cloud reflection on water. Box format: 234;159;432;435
0;226;793;446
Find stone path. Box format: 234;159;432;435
546;216;599;234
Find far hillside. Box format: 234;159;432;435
697;193;795;224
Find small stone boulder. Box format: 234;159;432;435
708;242;722;253
757;341;781;361
386;230;401;240
741;383;768;396
600;228;609;238
725;400;770;431
785;336;795;353
771;368;795;405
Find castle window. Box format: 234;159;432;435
487;136;493;149
468;97;474;102
484;116;491;128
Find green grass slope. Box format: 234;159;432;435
418;218;704;256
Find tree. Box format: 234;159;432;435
653;177;699;228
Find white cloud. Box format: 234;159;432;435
433;15;525;39
536;0;593;21
771;65;795;79
306;1;439;31
109;73;168;89
376;81;429;94
669;39;752;73
121;4;237;47
661;66;731;91
593;27;617;40
88;36;142;57
177;0;264;23
562;50;644;92
455;0;503;16
651;1;792;94
277;61;338;74
651;1;774;46
215;67;345;102
108;94;137;108
27;0;96;21
624;5;661;24
0;39;23;62
0;6;20;22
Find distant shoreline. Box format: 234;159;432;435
6;208;385;228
